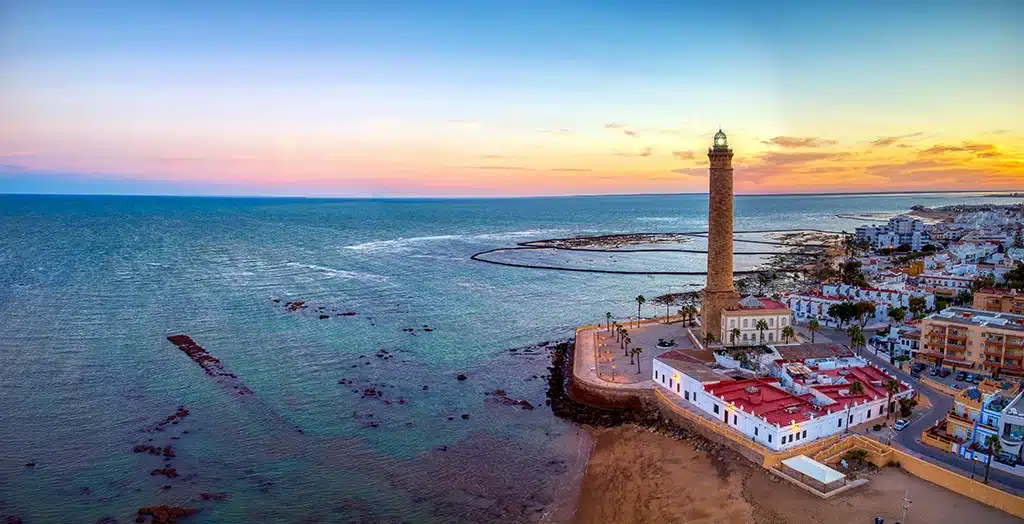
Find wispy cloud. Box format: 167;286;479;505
623;129;638;137
604;123;627;129
870;132;924;147
538;128;572;135
614;147;653;158
672;150;696;160
918;141;997;157
550;168;593;172
760;136;837;148
754;151;846;166
0;151;36;158
481;154;509;159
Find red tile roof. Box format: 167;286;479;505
704;378;821;426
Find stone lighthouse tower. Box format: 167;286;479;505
699;129;740;342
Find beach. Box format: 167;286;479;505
573;425;1020;524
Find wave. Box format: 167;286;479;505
343;229;567;253
284;262;389;282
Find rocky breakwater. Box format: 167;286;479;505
546;340;665;428
166;335;253;396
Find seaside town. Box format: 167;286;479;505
566;130;1024;521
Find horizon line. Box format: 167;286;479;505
1;189;1022;200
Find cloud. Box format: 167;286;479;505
550;168;593;172
481;154;509;159
604;123;627;129
672;167;708;176
605;122;639;137
754;151;845;166
870;132;924;147
463;165;532;171
918;141;997;157
672;151;696;160
538;128;572;135
623;129;638;137
614;147;653;158
976;150;1003;158
0;151;36;158
760;136;837;148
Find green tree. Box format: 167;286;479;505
731;327;741;345
847;325;864;355
954;289;974;307
605;312;612;331
829;302;857;327
755;319;769;343
849;380;865;395
855;301;877;327
985;434;1003;484
1005;263;1024;291
884;379;901;420
1013;228;1024;249
633;347;643;374
703;331;715;347
808;318;821;343
908;296;926;315
635;295;646;327
782;325;795;344
888;307;907;326
971;274;998;292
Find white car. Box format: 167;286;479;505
893;419;909;431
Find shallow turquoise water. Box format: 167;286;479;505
0;192;1017;522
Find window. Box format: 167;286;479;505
669;378;673;389
802;430;807;439
769;318;774;327
867;409;871;418
733;414;738;425
684;391;690;401
713;404;720;414
754;427;759;436
849;414;854;424
743;319;748;328
742;334;748;341
781;317;787;326
838;419;842;428
768;332;774;341
730;319;736;328
654;370;658;379
661;375;665;384
676;383;680;393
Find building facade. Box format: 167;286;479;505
721;296;794;346
974;289;1024;315
919;307;1024;378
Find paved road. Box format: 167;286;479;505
813;325;1024;494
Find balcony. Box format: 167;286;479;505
985;350;1005;359
948;411;977;426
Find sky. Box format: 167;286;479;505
1;1;1022;197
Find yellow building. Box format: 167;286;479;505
906;260;924;276
973;289;1024;315
919;307;1024;378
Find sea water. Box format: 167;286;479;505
0;192;1018;523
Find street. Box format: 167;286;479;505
806;324;1024;495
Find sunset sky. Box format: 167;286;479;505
1;1;1022;197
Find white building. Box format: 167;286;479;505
654;352;913;451
720;296;795;346
856;216;929;250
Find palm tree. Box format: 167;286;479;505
782;325;795;344
884;379;901;420
853;332;866;357
632;347;643;374
847;325;863;354
629;347;636;365
755;319;769;343
623;336;631;356
703;331;715;347
984;434;1003;484
606;312;612;331
635;295;646;327
730;327;741;346
808;318;820;343
849;380;865;395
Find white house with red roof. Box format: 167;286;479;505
655;350;913;451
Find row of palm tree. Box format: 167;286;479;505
726;324;797;345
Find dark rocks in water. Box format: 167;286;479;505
538;341;550;347
447;416;454;420
271;298;281;303
162;446;176;458
133;445;158;455
143;406;190;434
95;517;119;524
361;387;381;398
461;414;470;419
166;336;255;395
338;378;353;385
486;390;535;410
338;312;357;316
23;462;34;467
136;505;196;524
422;385;429;390
319;314;330;320
456;374;468;381
284;301;306;311
199;492;231;501
423;328;433;332
161;484;172;490
150;467;178;478
436;445;447;451
486;389;507;396
6;518;23;524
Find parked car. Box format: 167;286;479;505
939;369;952;378
965;373;975;383
893;419;909;431
971;375;982;384
930;367;941;376
912;362;926;373
956;371;967;381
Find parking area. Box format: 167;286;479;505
909;361;1024;392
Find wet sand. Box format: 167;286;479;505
574;425;1020;524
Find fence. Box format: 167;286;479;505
920;376;960;397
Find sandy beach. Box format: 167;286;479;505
573;425;1019;524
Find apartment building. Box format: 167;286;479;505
919;308;1024;378
974;289;1024;315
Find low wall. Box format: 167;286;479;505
892;447;1024;519
569;375;651;410
920;376;959;397
653;388;841;468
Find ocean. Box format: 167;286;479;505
0;191;1019;523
